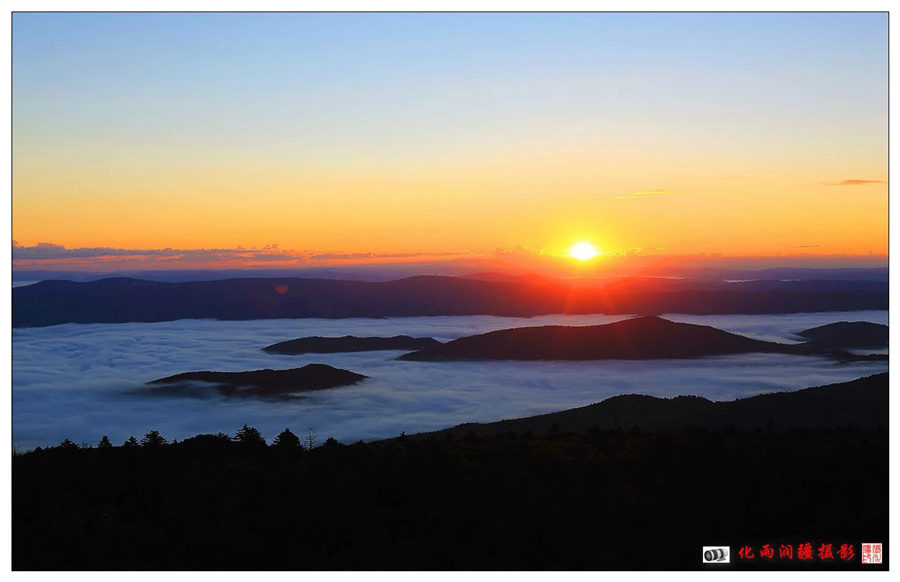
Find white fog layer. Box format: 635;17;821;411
12;311;888;450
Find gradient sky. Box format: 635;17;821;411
12;12;888;270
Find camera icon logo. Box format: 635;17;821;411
703;546;730;563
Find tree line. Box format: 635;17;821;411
26;425;341;454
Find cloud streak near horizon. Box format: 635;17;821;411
831;179;887;186
12;241;477;267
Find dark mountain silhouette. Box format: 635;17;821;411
418;372;888;438
147;364;366;399
12;275;888;327
678;266;889;283
263;335;442;355
399;315;802;361
796;321;888;349
724;279;888;292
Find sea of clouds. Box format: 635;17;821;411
12;311;888;450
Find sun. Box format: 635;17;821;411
569;241;600;261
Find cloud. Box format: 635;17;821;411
612;189;680;200
309;251;472;261
493;245;545;259
13;242;261;262
12;242;477;270
12;312;887;451
830;180;887;186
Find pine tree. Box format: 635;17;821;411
58;438;79;451
98;436;113;449
122;436;139;448
140;430;168;447
234;424;267;447
272;428;301;449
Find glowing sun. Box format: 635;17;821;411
569;242;600;261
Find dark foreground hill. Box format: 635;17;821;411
12;275;888;327
13;374;888;570
146;364;366;399
263;335;441;355
796;321;888;349
400;315;801;361
419;372;888;438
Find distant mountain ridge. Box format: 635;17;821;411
12;265;889;284
12;275;888;328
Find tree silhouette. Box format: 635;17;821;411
234;424;266;447
141;430;168;447
58;438;79;451
122;436;139;448
97;436;112;449
273;428;300;449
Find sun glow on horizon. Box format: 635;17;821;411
568;242;600;261
10;14;888;263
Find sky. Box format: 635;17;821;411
11;12;889;273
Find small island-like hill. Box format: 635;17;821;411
147;364;366;399
399;315;799;361
263;335;442;355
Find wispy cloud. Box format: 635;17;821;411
309;251;470;261
612;189;680;200
12;241;294;263
11;241;477;270
493;245;545;259
830;179;887;186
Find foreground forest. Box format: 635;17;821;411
13;375;889;570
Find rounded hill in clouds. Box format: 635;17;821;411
398;316;797;361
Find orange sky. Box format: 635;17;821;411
13;147;888;260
